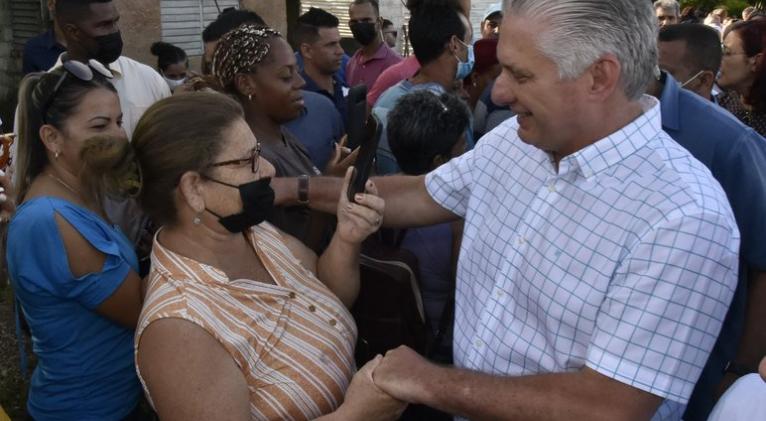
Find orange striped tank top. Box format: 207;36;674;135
135;222;357;420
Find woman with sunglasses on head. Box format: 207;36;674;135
124;92;402;420
211;24;352;253
717;19;766;136
8;60;146;420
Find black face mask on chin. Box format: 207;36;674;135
204;177;275;233
350;22;378;46
90;31;123;65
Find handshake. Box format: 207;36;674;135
334;346;434;421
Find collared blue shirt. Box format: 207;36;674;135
659;73;766;420
301;70;347;127
284;90;344;171
23;29;66;74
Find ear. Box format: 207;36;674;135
234;73;256;99
698;70;716;89
39;124;62;156
750;52;764;73
300;42;312;61
61;22;79;40
586;53;621;101
177;171;206;214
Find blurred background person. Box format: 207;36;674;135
150;41;189;92
23;0;67;74
658;23;722;101
346;0;402;89
717;19;766;136
382;18;398;49
479;3;502;39
654;0;680;27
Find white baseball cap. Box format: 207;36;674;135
483;3;503;21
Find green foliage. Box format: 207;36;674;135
680;0;757;16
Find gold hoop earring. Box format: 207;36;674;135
248;94;253;101
193;214;201;225
54;151;60;159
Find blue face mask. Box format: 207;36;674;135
455;40;475;80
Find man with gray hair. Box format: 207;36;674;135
271;1;739;418
655;0;681;26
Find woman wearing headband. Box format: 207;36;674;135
212;24;338;252
8;60;145;419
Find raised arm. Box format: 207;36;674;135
272;173;458;228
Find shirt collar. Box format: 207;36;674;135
563;95;663;180
42;29;63;49
659;71;681;131
358;43;392;63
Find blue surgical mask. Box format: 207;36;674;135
455;40;475;80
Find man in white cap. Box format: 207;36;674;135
480;2;502;39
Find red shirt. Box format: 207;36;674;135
346;43;402;90
368;55;421;107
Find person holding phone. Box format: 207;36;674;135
114;92;403;420
212;24;355;252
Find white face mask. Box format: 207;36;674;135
162;74;186;91
681;70;705;88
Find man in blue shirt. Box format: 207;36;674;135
657;23;721;101
284;90;344;171
294;8;347;121
23;1;66;74
649;70;766;420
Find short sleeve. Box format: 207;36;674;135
8;200;134;310
586;211;739;404
425;148;477;218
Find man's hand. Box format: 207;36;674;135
339;355;407;420
373;345;438;404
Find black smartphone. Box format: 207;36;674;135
347;114;382;202
346;85;368;150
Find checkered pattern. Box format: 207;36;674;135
425;97;740;420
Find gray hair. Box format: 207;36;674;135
653;0;680;16
502;0;658;100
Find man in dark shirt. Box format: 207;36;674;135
22;1;66;74
294;8;347;121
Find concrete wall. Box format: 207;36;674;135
241;0;288;34
0;0;21;132
116;0;162;66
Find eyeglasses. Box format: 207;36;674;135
722;46;748;57
39;56;114;123
207;143;262;174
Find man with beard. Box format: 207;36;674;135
346;0;402;88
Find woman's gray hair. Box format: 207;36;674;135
502;0;658;100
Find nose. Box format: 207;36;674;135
491;70;516;107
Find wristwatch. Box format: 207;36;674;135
298;175;310;206
724;361;757;377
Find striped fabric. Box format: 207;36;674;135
135;223;357;420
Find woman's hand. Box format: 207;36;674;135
337;355;407;421
335;166;384;245
325;135;359;178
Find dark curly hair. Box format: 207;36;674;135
387;90;470;175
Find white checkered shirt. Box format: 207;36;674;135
425;96;739;420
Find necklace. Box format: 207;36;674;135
47;172;80;196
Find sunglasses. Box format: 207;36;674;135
207;143;262;174
39;57;114;123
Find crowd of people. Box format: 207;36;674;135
2;0;766;420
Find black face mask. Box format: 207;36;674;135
91;31;123;65
350;22;378;46
205;177;275;233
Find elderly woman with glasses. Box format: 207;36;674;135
122;91;402;420
9;59;146;419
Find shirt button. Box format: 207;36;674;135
517;236;526;245
329;319;337;326
289;292;296;299
308;305;316;312
495;289;504;298
547;183;556;192
474;339;482;348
